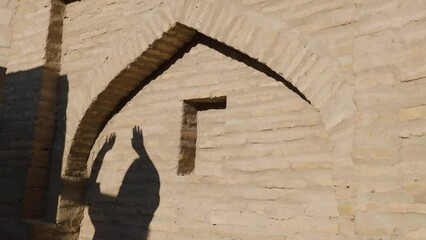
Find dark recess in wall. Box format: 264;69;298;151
62;0;79;4
178;96;227;176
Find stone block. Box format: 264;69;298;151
355;212;402;237
401;144;426;162
0;25;11;47
352;144;394;160
399;105;426;121
406;228;426;240
0;8;13;25
305;200;339;217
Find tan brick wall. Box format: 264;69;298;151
80;44;337;239
0;0;63;238
0;0;424;239
352;1;426;239
59;1;355;238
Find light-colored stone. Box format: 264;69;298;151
1;0;426;239
0;8;13;25
399;105;426;121
0;25;12;48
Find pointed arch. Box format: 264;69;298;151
58;23;313;227
57;19;355;236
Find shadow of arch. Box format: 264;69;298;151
58;23;318;234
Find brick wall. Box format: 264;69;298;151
0;0;63;239
57;0;426;239
0;0;425;239
79;42;337;240
353;1;426;239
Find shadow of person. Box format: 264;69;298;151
86;126;160;240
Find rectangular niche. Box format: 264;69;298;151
178;96;227;176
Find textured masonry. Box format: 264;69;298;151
80;42;336;240
0;0;425;239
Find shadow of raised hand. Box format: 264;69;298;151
87;128;160;239
103;133;116;152
86;133;116;202
132;126;144;156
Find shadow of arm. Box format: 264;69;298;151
60;134;117;205
85;133;116;203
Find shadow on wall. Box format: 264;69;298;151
85;126;160;240
0;30;311;238
0;66;160;239
0;67;68;239
59;33;310;239
45;75;69;222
